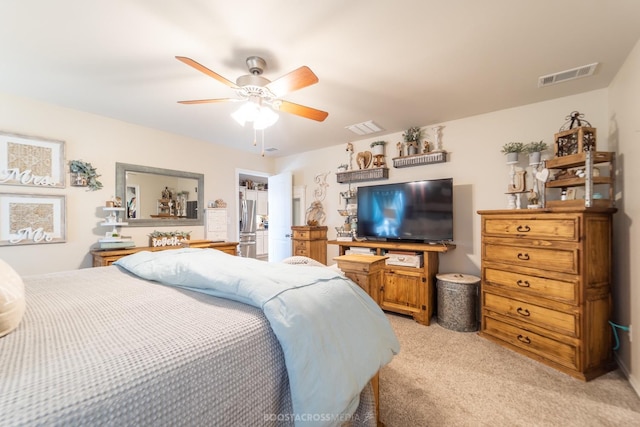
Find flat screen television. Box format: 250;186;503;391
356;178;453;243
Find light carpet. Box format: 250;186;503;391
379;313;640;426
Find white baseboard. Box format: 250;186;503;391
614;353;640;398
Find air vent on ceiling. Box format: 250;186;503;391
538;62;598;87
346;120;384;136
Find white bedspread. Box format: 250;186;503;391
115;248;400;426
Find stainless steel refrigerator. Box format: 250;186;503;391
239;199;257;258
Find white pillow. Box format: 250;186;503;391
0;258;26;337
280;256;326;267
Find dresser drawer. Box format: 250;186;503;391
292;228;327;240
293;240;310;250
483;243;578;275
293;247;309;257
483;217;578;241
483;292;578;337
483;316;578;370
484;267;578;305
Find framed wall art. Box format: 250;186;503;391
0;193;66;246
0;131;66;188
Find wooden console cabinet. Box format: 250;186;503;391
329;240;454;325
91;240;239;267
291;226;328;265
478;208;616;380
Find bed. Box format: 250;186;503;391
0;249;399;426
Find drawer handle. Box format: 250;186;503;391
516;307;531;317
516;280;530;287
517;253;530;261
516;225;531;233
517;334;531;345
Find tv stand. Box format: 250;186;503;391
328;240;455;325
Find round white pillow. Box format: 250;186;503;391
280;256;326;267
0;258;26;337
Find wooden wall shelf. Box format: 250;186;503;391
336;167;389;183
392;151;447;168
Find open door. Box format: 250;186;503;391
267;172;292;262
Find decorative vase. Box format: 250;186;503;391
371;145;385;156
506;152;519;163
528;151;541;165
408;143;418;156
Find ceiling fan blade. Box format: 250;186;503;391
176;56;239;89
276;100;328;122
177;98;240;105
266;66;319;97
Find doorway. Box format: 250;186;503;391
234;169;301;262
236;169;269;260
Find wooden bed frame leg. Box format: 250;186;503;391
371;372;384;426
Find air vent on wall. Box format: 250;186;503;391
538;63;598;87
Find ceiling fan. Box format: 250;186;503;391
175;55;329;126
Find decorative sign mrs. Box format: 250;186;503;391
8;226;54;244
0;168;59;187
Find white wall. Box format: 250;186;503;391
0;92;274;275
275;90;609;274
608;38;640;392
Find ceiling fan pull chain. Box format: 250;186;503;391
261;129;265;157
253;128;257;146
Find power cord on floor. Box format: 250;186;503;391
609;321;630;351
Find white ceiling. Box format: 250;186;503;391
2;1;639;157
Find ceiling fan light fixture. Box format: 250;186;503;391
231;96;279;130
231;101;260;126
253;107;279;130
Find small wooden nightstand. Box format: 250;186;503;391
334;254;388;304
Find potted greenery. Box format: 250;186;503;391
501;142;525;163
524;140;548;165
370;141;386;156
69;160;103;191
402;127;422;155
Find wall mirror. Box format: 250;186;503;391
115;163;204;227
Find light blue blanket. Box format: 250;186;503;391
115;248;399;426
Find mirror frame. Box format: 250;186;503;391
115;162;204;227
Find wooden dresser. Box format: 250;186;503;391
291;226;328;265
91;240;239;267
478;208;616;380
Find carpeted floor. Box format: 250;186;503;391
379;313;640;426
